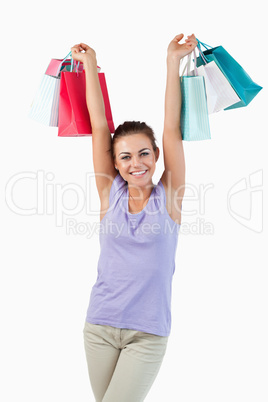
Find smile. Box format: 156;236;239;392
130;170;148;177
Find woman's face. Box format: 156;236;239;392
114;134;159;185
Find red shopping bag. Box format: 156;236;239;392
58;70;115;136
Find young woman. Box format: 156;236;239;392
71;33;197;402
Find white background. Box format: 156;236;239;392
1;0;267;401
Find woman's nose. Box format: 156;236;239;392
132;157;141;166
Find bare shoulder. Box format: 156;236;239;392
160;172;182;225
99;171;118;222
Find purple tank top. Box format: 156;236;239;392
86;173;181;336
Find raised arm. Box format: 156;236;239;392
160;34;197;208
71;44;117;200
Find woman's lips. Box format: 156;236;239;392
130;170;147;177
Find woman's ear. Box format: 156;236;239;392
155;147;160;162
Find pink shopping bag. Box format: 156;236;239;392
58;70;115;136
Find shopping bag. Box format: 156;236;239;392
180;50;211;141
28;52;73;126
58;67;115;136
28;73;61;126
196;39;263;110
190;48;240;113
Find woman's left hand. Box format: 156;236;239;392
167;33;198;61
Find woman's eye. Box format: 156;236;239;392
121;152;149;160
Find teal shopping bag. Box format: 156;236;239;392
180;51;211;141
196;39;263;110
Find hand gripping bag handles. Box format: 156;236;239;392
28;52;73;127
180;49;211;141
196;39;263;110
58;56;115;136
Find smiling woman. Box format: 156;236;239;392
111;122;159;200
70;33;198;401
111;126;160;210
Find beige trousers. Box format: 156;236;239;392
83;321;169;402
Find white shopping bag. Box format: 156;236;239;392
190;59;240;114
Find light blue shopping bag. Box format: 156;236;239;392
28;52;73;126
180;50;211;141
196;39;263;110
28;74;61;126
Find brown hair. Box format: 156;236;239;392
111;121;158;161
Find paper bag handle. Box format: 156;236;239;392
180;48;198;79
196;39;213;50
57;51;73;76
196;39;214;64
58;51;102;76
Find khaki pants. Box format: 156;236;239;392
83;322;169;402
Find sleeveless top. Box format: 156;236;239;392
86;173;181;336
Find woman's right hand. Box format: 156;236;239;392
71;43;96;64
167;34;197;61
